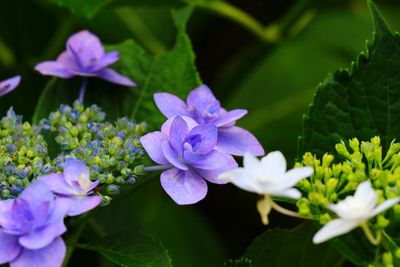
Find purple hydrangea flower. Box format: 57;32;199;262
140;116;238;205
154;85;264;156
0;182;69;267
0;76;21;97
40;158;101;216
35;30;136;87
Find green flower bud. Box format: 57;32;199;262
349;138;360;152
303;152;315;166
326;178;338;194
336;141;350;158
376;215;389;229
319;213;331;225
322;154;334;167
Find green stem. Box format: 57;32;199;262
271;200;309;220
360;222;381;246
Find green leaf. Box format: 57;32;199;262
299;0;400;157
43;0;113;19
91;179;227;267
243;223;342;267
109;6;201;128
224;258;254;267
80;232;173;267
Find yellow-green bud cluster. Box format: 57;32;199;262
0;108;53;198
296;137;400;225
41;101;147;197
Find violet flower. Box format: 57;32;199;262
35;30;136;102
154;84;264;156
0;182;69;267
0;76;21;97
140;116;238;205
40;158;101;216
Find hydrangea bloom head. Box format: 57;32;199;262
0;76;21;97
313;181;400;244
140;116;238;204
35;30;136;87
0;182;68;267
40;158;101;216
154;85;264;156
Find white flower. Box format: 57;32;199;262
313;181;400;244
219;151;313;224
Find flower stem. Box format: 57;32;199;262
144;164;173;172
271;200;308;219
360;223;381;246
78;77;88;103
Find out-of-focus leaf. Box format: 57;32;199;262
91;179;227;267
43;0;113;19
224;258;254;267
81;232;173;267
299;1;400;157
223;11;373;158
243;223;342;267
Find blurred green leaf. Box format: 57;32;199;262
224;10;373;159
91;179;227;267
224;258;254;267
80;232;173;267
43;0;113;19
299;1;400;157
243;223;342;267
109;6;201;128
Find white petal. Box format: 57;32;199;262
273;188;302;199
282;166;313;188
261;151;286;177
371;197;400;217
354;181;377;211
218;168;261;194
313;219;359;244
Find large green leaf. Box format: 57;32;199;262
243;223;342;267
224;258;254;267
80;232;173;267
32;6;200;127
90;179;227;267
299;1;400;157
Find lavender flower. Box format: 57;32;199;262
0;76;21;97
35;30;136;102
154;85;264;156
140;116;238;205
0;182;68;267
40;158;101;216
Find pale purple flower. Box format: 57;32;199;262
140;116;238;205
0;76;21;97
154;85;264;156
40;158;101;216
0;182;69;267
35;30;136;87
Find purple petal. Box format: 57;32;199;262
0;76;21;97
66;30;105;61
39;173;76;196
196;155;238;184
34;61;74;78
160;168;207;205
63;158;89;188
64;196;102;216
140;131;169;165
214;109;247;127
186;84;217;112
0;230;21;264
19;220;66;250
96;68;136;87
161;115;198;134
0;199;14;228
168;116;189;153
188;124;218;154
88;51;119;72
11;237;66;267
162;141;188;171
20;183;54;214
217;126;265;156
190;150;237;170
154;93;189;118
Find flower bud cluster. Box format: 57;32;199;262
296;137;400;226
0;108;52;198
40;101;147;198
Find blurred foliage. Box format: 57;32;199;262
1;0;400;266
